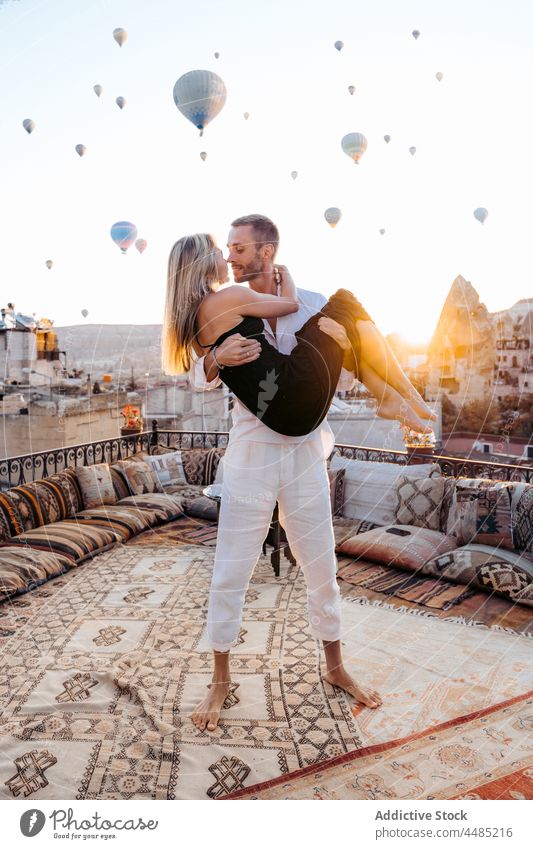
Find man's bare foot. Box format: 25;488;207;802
323;668;382;709
191;680;231;731
376;396;433;434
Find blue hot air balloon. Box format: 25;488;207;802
172;70;227;136
110;221;138;253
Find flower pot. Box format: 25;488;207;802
405;445;435;465
120;426;141;436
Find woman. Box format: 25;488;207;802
162;233;435;436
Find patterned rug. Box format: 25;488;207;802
336;556;477;610
226;690;533;799
125;516;218;547
0;543;531;800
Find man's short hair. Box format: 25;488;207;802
231;214;279;258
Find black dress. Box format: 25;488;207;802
200;288;375;437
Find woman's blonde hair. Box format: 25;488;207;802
162;233;218;375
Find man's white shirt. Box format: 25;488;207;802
188;286;356;459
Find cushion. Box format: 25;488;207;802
118;493;184;524
0;488;41;535
327;468;346;517
182;496;218;522
329;455;442;525
393;475;447;532
0;546;74;601
71;506;153;540
5;520;123;564
422;544;533;607
181;447;226;486
111;459;164;496
446;479;514;550
439;476;457;533
76;464;117;509
0;491;25;537
144;451;187;489
511;483;533;552
332;516;380;550
337;524;457;571
110;466;132;501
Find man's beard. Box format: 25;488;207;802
234;252;263;282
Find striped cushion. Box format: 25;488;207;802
0;546;73;601
181;448;226;486
6;520;122;564
118;493;184;524
0;469;84;538
70;506;152;539
110;466;131;501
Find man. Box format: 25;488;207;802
189;214;382;732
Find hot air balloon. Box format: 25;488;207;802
135;239;147;254
334;40;344;51
110;221;138;254
379;229;385;236
409;146;416;156
243;111;250;120
473;207;488;224
113;28;127;47
173;70;227;136
81;309;89;318
75;144;86;157
116;96;126;110
214;52;220;59
412;30;420;40
341;132;367;164
384;134;391;144
93;84;103;97
22;119;35;134
324;208;342;228
348;85;355;95
435;72;443;82
291;171;298;180
200;151;207;161
45;260;53;270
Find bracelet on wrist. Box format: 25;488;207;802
212;346;224;371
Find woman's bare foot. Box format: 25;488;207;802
376;396;434;434
323;668;382;708
405;393;437;422
191;680;231;731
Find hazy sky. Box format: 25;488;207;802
1;0;532;343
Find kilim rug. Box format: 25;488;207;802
336;557;477;611
0;544;531;800
226;690;533;799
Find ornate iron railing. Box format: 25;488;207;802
0;420;531;488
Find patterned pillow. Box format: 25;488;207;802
111;459;164;496
0;488;40;534
422;544;533;607
181;447;226;486
0;491;24;538
337;524;457;571
327;468;346;517
511;484;533;552
75;464;117;509
393;475;446;532
439;476;457;533
110;466;131;501
182;496;218;522
329;455;442;524
144;451;187;489
446;480;514;550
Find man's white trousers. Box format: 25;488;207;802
206;439;342;651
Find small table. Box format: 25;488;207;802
203;485;296;577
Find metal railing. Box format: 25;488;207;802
1;420;532;488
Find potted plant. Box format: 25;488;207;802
120;404;143;435
400;424;436;464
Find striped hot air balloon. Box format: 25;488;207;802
173;70;227;136
110;221;138;253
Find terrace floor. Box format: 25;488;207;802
1;517;532;800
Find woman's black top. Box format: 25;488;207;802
199;289;374;437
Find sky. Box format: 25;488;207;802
1;0;532;344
